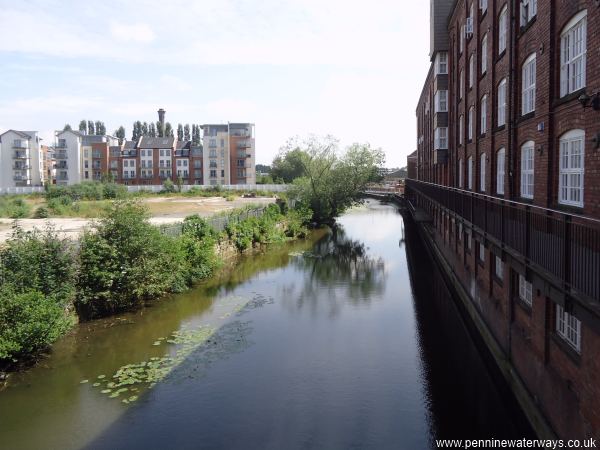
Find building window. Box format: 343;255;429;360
481;34;488;74
497;78;507;127
435;90;448;112
468;107;474;141
467;156;473;190
498;6;508;54
436;52;448;75
469;54;475;88
496;148;505;195
459;70;464;99
520;142;535;199
480;153;486;192
519;274;533;307
520;0;537;26
479;241;485;262
460;24;465;54
459;158;464;188
522;54;536;115
467;230;472;251
480;0;487;14
559;130;585;207
560;11;587;97
495;255;503;279
434;128;448;149
459;115;464;145
556;305;581;353
480;95;487;134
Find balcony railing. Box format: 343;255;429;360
13;141;28;149
405;179;600;301
55;152;68;159
13;152;28;159
13;164;30;170
13;175;31;181
55;163;68;169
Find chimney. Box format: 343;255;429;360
157;108;166;134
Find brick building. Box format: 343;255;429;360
410;0;600;439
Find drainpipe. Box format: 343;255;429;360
508;1;517;200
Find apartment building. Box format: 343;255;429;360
0;130;45;188
201;123;255;185
410;0;600;439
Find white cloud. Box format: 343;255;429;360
109;21;155;43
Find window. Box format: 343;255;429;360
495;255;503;279
467;156;473;190
480;0;487;14
520;0;537;26
435;90;448;112
479;242;485;262
480;153;486;192
522;54;536;114
480;95;487;134
497;148;505;195
160;149;164;157
497;78;507;126
481;34;488;74
467;230;472;251
519;274;533;307
436;52;448;74
460;25;465;53
459;115;464;145
459;158;464;188
459;70;464;99
520;142;535;199
556;305;581;353
434;128;448;149
559;130;585;207
499;6;508;54
469;54;475;88
468;107;474;141
560;11;587;97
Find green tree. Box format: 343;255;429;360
79;120;87;134
156;120;164;137
177;124;184;141
271;147;307;183
148;122;156;137
63;124;72;131
115;126;126;144
87;121;95;136
184;124;191;142
95;121;106;135
141;122;149;136
165;122;173;137
287;136;385;224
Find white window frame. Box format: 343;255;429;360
434;127;448;150
459;114;464;145
520;0;537;26
495;255;503;279
522;53;536;115
467;156;473;190
460;24;465;54
499;6;508;54
479;0;487;14
468;106;474;141
520;142;535;199
480;153;486;192
559;130;585;207
435;90;448;113
479;241;485;262
459;70;464;99
436;52;448;75
459;158;464;188
480;95;487;134
497;78;507;127
496;148;505;195
560;11;587;97
519;274;533;307
481;34;488;74
556;304;581;353
469;54;475;88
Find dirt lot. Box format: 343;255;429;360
0;196;275;242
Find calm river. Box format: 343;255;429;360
0;200;532;449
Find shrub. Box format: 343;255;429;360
182;215;217;241
162;178;175;193
225;194;235;202
33;206;49;219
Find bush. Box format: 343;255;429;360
162;178;175;193
225;204;287;251
182;215;217;241
33;206;49;219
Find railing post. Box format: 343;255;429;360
484;196;488;234
564;214;571;289
501;200;505;244
525;206;531;261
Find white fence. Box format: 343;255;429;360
0;184;289;196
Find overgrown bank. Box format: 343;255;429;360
0;200;311;368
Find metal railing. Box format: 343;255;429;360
405;179;600;301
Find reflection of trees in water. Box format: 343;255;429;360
284;226;386;318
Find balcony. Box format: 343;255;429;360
55;163;68;170
405;179;600;302
13;152;28;159
159;173;172;180
56;141;67;148
55;151;68;159
92;152;102;159
140;173;154;179
13;164;30;170
13;175;31;181
433;149;448;164
13;141;28;149
236;141;252;148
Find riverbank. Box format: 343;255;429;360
0;199;312;372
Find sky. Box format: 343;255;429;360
0;0;431;167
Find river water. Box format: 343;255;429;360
0;200;532;449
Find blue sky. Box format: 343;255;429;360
0;0;430;167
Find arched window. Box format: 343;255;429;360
480;95;487;135
467;156;473;190
560;10;587;97
496;148;505;195
459;114;464;145
480;153;486;192
497;78;507;126
481;34;488;74
459;158;464;188
559;130;585;207
468;106;474;141
522;53;536;114
520;141;535;199
469;54;475;88
498;6;508;54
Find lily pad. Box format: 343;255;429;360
80;379;89;384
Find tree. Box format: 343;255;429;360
63;124;72;131
193;125;202;145
177;124;184;141
115;126;126;144
165;122;173;137
148;122;156;137
156;121;163;138
79;120;87;134
184;124;191;142
271;148;307;183
287;136;385;224
132;121;142;140
256;164;271;174
87;121;95;136
95;121;106;135
142;122;149;136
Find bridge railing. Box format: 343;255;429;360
405;179;600;302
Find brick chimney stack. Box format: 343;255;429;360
157;108;166;135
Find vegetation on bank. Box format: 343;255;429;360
0;200;311;366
